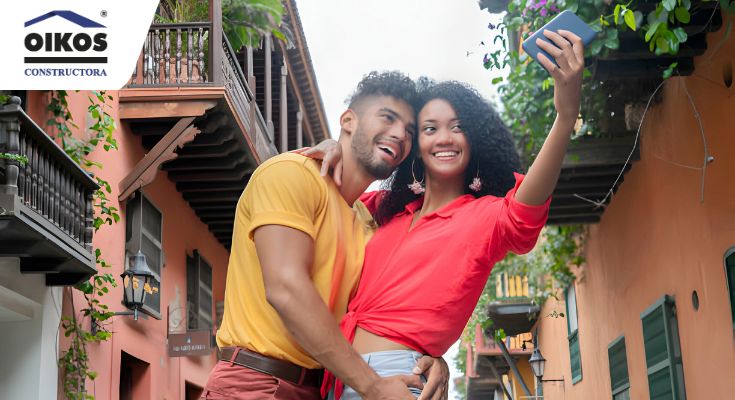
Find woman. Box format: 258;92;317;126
306;30;584;399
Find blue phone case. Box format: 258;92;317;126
521;10;597;67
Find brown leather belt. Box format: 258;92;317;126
219;347;322;388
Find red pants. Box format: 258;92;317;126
201;360;322;400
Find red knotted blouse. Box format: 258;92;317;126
322;173;550;399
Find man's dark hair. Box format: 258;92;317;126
347;71;418;112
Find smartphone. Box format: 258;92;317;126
521;10;597;67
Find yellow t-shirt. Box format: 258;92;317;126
216;153;374;368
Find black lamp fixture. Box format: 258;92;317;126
91;251;157;334
120;250;157;321
529;348;547;379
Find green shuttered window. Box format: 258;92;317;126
566;284;582;384
608;336;630;400
726;248;735;330
641;295;686;400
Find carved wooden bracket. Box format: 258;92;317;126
119;116;201;202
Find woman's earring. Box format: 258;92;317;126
469;166;482;192
408;159;425;195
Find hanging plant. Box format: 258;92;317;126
483;0;732;165
48;90;119;400
156;0;287;52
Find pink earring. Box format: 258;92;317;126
408;159;425;195
469;165;482;192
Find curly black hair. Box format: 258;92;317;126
346;71;419;115
374;79;521;226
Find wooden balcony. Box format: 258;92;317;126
549;134;640;224
0;97;98;285
593;1;722;80
124;22;278;163
119;0;329;250
485;274;540;336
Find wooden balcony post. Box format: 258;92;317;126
296;106;303;149
209;0;223;85
85;190;94;252
0;97;21;195
280;64;288;153
246;45;255;86
265;34;273;140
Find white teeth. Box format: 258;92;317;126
434;151;458;157
378;145;395;158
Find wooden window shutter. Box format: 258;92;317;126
641;295;686;400
566;284;583;384
608;336;630;398
198;255;213;329
187;250;213;330
726;249;735;330
186;253;198;330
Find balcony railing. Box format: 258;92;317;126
126;22;277;161
0;97;98;285
495;273;530;299
129;23;210;86
486;273;539;337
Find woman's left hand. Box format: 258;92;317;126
292;139;344;186
535;29;584;124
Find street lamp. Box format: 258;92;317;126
529;348;546;379
120;251;157;321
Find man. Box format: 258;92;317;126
203;72;447;400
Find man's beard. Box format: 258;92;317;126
351;127;395;180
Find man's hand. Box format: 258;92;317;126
413;356;449;400
363;375;424;400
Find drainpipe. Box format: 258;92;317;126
487;358;514;400
496;337;533;397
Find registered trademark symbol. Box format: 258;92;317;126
100;10;108;18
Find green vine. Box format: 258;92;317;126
483;0;733;166
0;153;29;164
156;0;286;51
1;95;27;164
49;90;120;400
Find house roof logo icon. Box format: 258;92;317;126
24;10;106;29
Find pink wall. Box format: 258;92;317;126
30;90;231;399
536;15;735;399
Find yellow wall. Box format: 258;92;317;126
536;14;735;399
510;357;539;398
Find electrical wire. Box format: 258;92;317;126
573;79;667;209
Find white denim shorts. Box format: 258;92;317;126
330;349;426;400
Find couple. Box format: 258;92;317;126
203;30;585;400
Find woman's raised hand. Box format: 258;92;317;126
535;29;584;124
292;139;345;186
